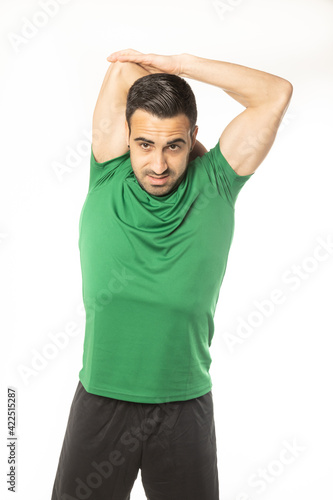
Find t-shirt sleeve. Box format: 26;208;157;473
88;145;130;192
198;140;254;208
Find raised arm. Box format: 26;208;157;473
178;54;293;176
92;61;149;163
108;50;293;176
94;54;208;163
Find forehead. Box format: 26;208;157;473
130;109;190;138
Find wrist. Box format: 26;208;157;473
178;53;197;78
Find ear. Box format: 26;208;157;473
124;120;130;145
190;125;199;150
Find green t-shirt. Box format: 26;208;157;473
78;140;254;403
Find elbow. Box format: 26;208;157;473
276;79;293;105
267;79;293;111
282;79;293;98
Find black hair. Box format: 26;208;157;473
126;73;197;137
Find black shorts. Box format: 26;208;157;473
51;380;219;500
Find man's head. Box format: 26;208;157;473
125;73;198;197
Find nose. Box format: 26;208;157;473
151;151;168;176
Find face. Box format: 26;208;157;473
125;109;198;197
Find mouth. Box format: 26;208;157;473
148;175;169;185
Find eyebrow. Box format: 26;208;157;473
133;137;186;145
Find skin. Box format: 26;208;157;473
108;50;293;177
125;109;199;197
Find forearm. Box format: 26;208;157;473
179;53;292;108
116;61;150;100
93;62;149;132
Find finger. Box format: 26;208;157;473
108;54;149;64
107;54;138;62
107;49;143;58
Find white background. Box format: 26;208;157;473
1;0;332;498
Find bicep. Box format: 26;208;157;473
219;94;292;176
92;63;129;163
92;107;128;163
92;62;150;163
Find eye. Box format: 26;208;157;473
139;143;180;151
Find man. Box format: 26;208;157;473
51;49;292;500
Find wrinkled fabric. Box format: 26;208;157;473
51;381;219;500
78;140;253;403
